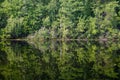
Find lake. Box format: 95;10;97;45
0;40;120;80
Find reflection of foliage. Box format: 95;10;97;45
0;41;120;80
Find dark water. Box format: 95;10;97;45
0;40;120;80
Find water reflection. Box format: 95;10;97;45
0;40;120;80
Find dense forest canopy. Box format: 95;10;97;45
0;0;120;40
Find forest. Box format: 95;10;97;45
1;1;120;79
0;0;120;40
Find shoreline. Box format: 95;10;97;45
0;38;119;42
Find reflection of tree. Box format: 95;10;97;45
28;40;120;80
0;41;42;80
0;41;120;80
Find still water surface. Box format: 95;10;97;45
0;40;120;80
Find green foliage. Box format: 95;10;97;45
0;13;8;28
0;0;120;39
